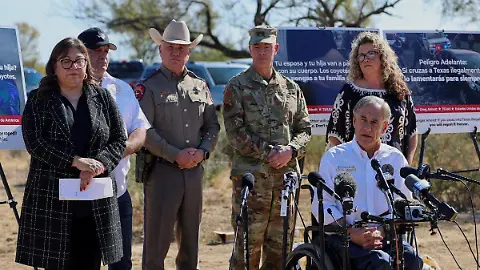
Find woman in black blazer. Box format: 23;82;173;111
15;37;126;270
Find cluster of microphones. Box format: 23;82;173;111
237;159;458;223
305;159;458;223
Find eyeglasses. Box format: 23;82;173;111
58;58;87;69
357;51;378;63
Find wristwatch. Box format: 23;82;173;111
199;147;210;160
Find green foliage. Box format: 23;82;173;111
433;0;480;23
413;133;480;210
201;112;232;183
303;135;326;174
15;22;42;69
74;0;405;60
291;0;376;27
190;47;232;62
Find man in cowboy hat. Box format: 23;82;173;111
223;25;311;269
137;19;220;270
78;27;151;270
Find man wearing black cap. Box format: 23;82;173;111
78;27;151;270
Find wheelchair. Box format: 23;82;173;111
285;181;433;270
285;183;351;270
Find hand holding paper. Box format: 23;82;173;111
80;171;94;191
59;177;114;200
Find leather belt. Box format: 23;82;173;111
156;157;200;170
157;157;180;168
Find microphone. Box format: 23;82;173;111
281;172;298;217
404;174;458;221
371;159;396;201
393;198;428;221
240;173;255;210
360;211;386;223
334;172;357;212
334;172;356;199
374;163;408;200
307;172;341;201
400;164;431;179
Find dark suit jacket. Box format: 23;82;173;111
15;84;127;269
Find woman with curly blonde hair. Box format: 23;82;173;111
326;31;418;164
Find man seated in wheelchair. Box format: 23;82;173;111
313;96;429;270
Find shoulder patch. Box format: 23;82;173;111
133;83;146;101
223;85;233;104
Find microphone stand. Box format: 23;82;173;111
0;162;37;270
434;168;480;185
281;172;298;270
229;188;251;270
243;203;249;270
392;219;406;270
341;195;354;270
314;181;326;270
0;162;20;224
374;172;396;268
417;128;431;169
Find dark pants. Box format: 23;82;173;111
67;215;102;270
109;190;133;270
143;163;203;270
326;234;423;270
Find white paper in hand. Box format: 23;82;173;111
59;177;114;200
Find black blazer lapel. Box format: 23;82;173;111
85;85;101;146
49;96;72;138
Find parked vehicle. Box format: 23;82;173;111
107;59;145;88
227;58;252;66
23;67;43;94
137;61;249;109
421;32;451;56
137;62;161;82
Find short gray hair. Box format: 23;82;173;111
353;96;391;121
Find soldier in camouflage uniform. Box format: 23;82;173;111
137;20;220;270
223;25;311;270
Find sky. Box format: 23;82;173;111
0;0;478;65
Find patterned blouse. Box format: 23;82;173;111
326;82;417;155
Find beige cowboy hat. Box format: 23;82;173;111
149;19;203;48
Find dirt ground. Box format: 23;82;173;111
0;155;479;270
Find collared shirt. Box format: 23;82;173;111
312;137;412;226
139;65;220;163
223;67;311;176
102;72;151;197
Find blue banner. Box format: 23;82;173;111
274;27;378;134
0;26;26;149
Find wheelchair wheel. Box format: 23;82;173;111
285;243;335;270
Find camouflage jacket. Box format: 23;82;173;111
223;67;311;176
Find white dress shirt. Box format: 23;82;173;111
102;72;151;198
312;137;412;226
